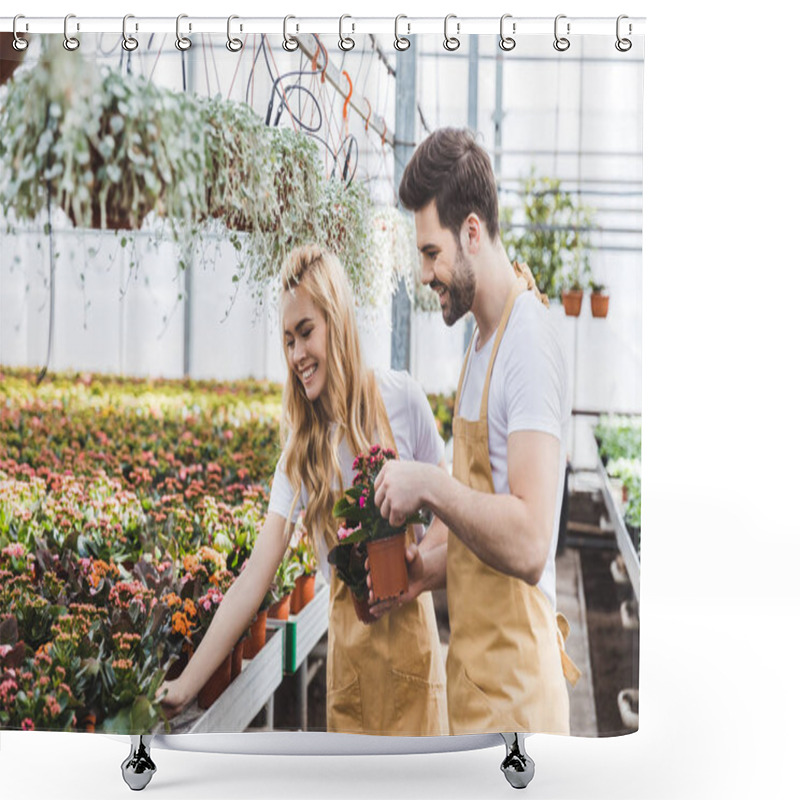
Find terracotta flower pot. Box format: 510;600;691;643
290;573;316;614
561;289;584;317
81;712;96;733
591;292;610;318
197;651;232;710
351;590;377;625
231;638;244;680
366;534;408;602
165;643;194;680
267;594;291;621
242;610;267;659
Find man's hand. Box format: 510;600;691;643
366;542;426;619
374;460;434;528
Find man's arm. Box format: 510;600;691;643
374;429;561;585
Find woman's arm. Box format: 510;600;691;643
159;511;291;717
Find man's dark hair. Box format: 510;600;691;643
399;127;499;241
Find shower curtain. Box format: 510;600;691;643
0;23;643;740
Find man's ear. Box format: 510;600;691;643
463;213;482;254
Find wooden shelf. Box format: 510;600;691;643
164;627;285;734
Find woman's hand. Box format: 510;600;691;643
157;679;189;720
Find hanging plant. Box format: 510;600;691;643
317;177;373;307
367;206;421;312
502;167;595;300
0;39;207;234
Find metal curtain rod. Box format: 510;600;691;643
0;16;646;38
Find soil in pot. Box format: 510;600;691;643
366;533;408;602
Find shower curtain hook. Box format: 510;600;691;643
175;14;192;51
499;14;516;51
12;15;29;51
283;15;299;51
63;13;80;51
553;14;570;52
615;15;633;52
339;15;355;51
394;15;410;51
443;14;460;51
122;15;139;52
226;15;244;52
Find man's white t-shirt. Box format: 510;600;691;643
456;290;571;610
268;369;446;579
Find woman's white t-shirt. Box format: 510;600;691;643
268;370;445;578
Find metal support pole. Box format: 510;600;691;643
391;34;417;371
464;35;480;351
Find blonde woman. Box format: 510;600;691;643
160;244;447;735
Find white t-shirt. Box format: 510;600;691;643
457;291;571;610
268;369;446;578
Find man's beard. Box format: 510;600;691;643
435;244;476;327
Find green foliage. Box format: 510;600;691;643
502;168;595;297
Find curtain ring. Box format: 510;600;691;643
175;14;192;51
122;15;139;52
12;15;29;51
63;13;80;51
283;15;299;51
499;14;516;51
615;15;632;52
443;14;460;51
339;15;355;51
394;15;410;51
226;15;243;52
553;14;570;52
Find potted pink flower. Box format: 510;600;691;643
332;446;425;605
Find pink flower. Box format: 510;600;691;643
21;718;35;731
358;496;367;509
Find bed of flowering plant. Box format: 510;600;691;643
0;368;288;732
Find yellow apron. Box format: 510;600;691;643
324;392;448;735
446;262;580;735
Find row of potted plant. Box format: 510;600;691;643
502;166;613;317
594;415;642;554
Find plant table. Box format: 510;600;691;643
159;627;285;734
594;440;640;602
266;583;329;730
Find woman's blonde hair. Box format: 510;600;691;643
280;244;384;548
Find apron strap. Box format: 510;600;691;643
479;278;528;420
556;612;582;688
